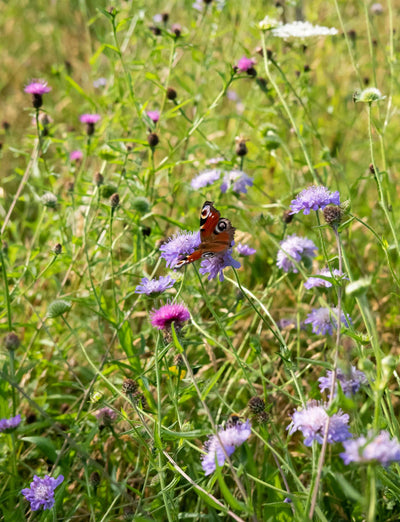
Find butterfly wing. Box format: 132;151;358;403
174;201;235;269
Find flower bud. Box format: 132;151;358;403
147;132;159;148
4;332;20;351
323;206;343;229
110;193;120;209
166;87;177;100
47;299;72;318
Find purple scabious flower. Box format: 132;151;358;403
69;150;83;162
319;366;368;397
160;230;201;269
199;248;241;282
304;307;351;335
135;275;176;295
93;77;107;88
236;243;256;256
95;407;118;426
220;170;253;194
21;475;64;511
237;56;256;72
276;234;317;273
190;169;222;190
287;401;350;446
341;431;400;466
290;185;340;215
0;414;21;432
147;110;160;123
24;80;51;95
150;302;190;330
80;114;101;124
304;268;347;289
201;419;251;475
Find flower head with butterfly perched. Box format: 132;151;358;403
160;201;240;281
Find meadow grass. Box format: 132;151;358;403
1;1;400;520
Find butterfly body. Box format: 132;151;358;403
175;201;235;269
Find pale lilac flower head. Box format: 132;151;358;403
341;431;400;466
236;243;256;256
304;268;347;289
80;114;101;124
160;230;201;269
290;186;340;215
0;414;21;432
191;169;221;190
24;80;51;95
206;156;225;165
199;248;241;282
150;302;190;330
276;234;317;273
93;77;107;88
319;366;368;397
21;475;64;511
147;110;160;123
135;275;176;295
237;56;256;72
95;407;118;426
201;419;251;475
304;307;351;335
272;21;338;40
220;170;253;194
287;400;350;446
69;150;83;162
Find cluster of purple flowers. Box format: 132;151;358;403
276;234;317;273
135;275;176;295
340;431;400;466
21;475;64;511
319;366;368;397
0;414;21;432
150;302;190;331
201;419;252;475
304;268;346;289
290;185;340;215
190;169;253;194
287;401;350;446
304;307;351;335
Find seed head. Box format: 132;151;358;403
53;243;62;255
4;332;20;351
122;378;139;395
323;205;343;229
147;132;159;148
235;136;248;157
167;87;177;100
110;193;120;209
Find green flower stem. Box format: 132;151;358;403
366;464;377;522
260;31;320;185
109;206;120;322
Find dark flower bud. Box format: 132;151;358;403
166;87;177;100
304;64;310;73
110;193;120;209
323;206;343;229
67;181;74;193
203;0;213;3
282;210;294;224
53;243;62;255
171;24;181;37
90;471;101;487
348;29;357;42
248;396;265;415
107;6;117;15
2;241;8;255
147;132;159;147
122;378;139;395
25;411;37;424
174;354;185;367
95;172;104;186
162;12;169;23
256;77;268;91
126;143;133;151
246;67;257;77
149;25;161;36
369;163;376;174
235;136;248;156
363;76;370;86
266;48;273;60
64;60;73;75
4;332;20;351
32;94;43;109
255;46;263;56
2;121;10;132
141;226;151;237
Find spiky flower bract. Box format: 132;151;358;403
150;302;190;330
201;419;251;475
21;475;64;511
290;186;340;215
287;401;350;446
135;275;176;295
340;431;400;466
276;234;317;273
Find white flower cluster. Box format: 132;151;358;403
272;21;338;40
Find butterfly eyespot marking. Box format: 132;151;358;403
201;205;211;219
215;218;229;234
201;252;215;259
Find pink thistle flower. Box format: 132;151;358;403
24;80;51;95
69;150;83;162
80;114;101;124
236;56;256;72
150;302;190;331
147;110;160;123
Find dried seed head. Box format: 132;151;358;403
248;396;266;415
90;472;101;487
122;378;139;395
323;205;343;229
282;209;294;224
4;332;21;351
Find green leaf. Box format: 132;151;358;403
215;463;249;514
22;436;57;462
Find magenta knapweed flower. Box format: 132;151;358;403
24;80;51;95
276;234;317;273
21;475;64;511
236;243;256;256
287;401;350;446
199;248;241;282
0;414;21;432
237;56;256;72
220;170;253;194
319;366;368;397
95;407;118;425
201;419;251;475
304;307;351;335
135;275;176;295
69;150;83;162
190;169;221;189
341;431;400;466
147;110;160;123
160;230;201;269
150;302;190;330
304;268;347;289
80;114;101;124
290;185;340;215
